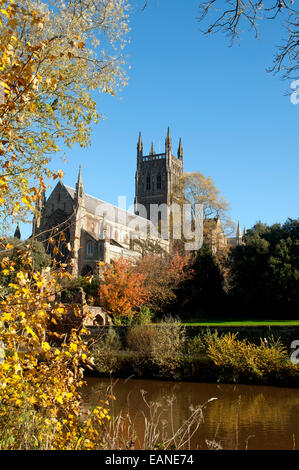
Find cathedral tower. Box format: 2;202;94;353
134;128;183;221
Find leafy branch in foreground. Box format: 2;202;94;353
0;0;130;230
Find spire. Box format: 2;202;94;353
75;165;84;201
165;126;172;155
14;223;21;239
243;226;246;237
177;137;183;159
137;132;143;152
236;221;242;238
150;141;155;155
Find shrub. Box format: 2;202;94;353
205;331;297;383
126;317;185;378
132;305;153;325
150;317;186;378
92;327;122;374
186;329;214;355
126;324;158;357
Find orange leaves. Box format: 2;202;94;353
99;258;150;317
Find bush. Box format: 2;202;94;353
205;331;298;383
126;317;185;378
186;329;214;355
112;315;133;326
92;327;122;374
132;306;153;325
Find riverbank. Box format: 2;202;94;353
85;324;299;387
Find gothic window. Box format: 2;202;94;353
57;192;61;202
146;175;151;191
87;241;94;256
157;174;161;189
91;223;95;233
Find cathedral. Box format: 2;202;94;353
33;128;243;276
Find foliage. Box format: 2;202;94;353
91;327;122;375
0;237;51;299
205;331;297;383
61;275;100;305
176;243;225;317
126;317;186;379
132;305;153;325
98;258;150;318
150;317;186;378
229;219;299;315
135;251;192;314
0;0;129;230
186;329;214;356
0;245;111;449
172;171;234;237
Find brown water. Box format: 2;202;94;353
81;377;299;450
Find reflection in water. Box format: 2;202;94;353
81;377;299;450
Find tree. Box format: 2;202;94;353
0;0;129;231
0;0;131;449
0;244;111;449
175;243;226;318
198;0;299;80
135;251;193;314
172;171;234;248
98;258;150;318
229;218;299;316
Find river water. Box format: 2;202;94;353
81;377;299;450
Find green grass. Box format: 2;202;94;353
181;319;299;326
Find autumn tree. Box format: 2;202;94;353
135;251;193;314
198;0;299;80
0;0;129;231
0;0;131;449
172;171;234;249
98;258;150;319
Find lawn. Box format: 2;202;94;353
181;319;299;326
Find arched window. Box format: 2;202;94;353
157;174;161;189
87;241;94;256
146;175;151;190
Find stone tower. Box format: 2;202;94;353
134;128;183;222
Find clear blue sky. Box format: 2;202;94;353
20;0;299;239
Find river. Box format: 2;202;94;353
81;377;299;450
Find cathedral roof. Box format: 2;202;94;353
64;184;154;232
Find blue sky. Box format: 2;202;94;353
20;0;299;239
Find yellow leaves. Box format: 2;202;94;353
77;41;85;49
69;342;77;353
25;326;37;339
28;101;36;112
41;341;51;352
21;195;32;208
5;243;13;250
0;8;9;17
53;170;64;180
